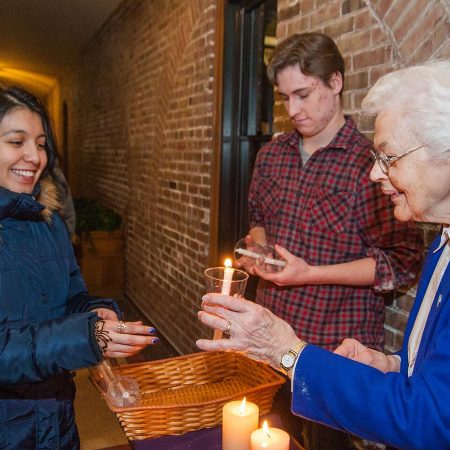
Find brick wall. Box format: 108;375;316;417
275;0;449;352
58;0;217;354
56;0;448;355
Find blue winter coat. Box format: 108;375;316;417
0;181;120;449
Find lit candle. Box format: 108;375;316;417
223;397;259;450
214;258;234;340
251;420;290;449
221;258;234;295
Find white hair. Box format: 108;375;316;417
362;60;450;158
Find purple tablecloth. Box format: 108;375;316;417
132;414;302;450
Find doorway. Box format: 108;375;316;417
218;0;277;264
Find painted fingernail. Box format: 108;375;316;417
148;327;157;334
152;337;160;344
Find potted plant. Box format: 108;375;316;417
74;198;124;297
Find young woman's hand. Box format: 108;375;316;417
94;319;158;358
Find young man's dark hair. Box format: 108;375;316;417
267;32;345;96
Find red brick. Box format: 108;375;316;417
344;70;368;90
408;15;450;64
354;9;375;30
353;45;393;69
310;2;341;27
369;62;398;85
383;0;411;30
289;15;311;34
339;30;372;53
342;0;365;15
399;5;445;60
278;4;300;22
385;306;409;333
371;0;394;19
436;39;450;58
370;27;389;46
324;16;354;38
352;89;369;109
395;294;416;314
393;0;431;44
342;91;351;111
299;0;315;15
384;327;395;352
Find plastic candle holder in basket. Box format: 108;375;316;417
91;359;140;408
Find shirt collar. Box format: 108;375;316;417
433;225;450;253
277;115;356;151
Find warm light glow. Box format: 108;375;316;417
0;67;56;93
263;420;270;437
224;258;233;268
239;397;246;415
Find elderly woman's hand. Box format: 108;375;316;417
334;338;400;373
196;294;299;369
253;245;313;286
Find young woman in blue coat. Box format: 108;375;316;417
0;86;157;449
197;60;450;449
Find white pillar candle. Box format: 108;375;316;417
223;397;259;450
251;420;290;449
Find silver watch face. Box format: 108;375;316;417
281;353;295;368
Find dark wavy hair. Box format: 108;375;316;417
0;86;57;176
267;32;345;96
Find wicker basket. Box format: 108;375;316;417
93;351;285;440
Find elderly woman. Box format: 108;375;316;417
197;60;450;449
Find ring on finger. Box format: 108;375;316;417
117;320;126;334
224;321;232;336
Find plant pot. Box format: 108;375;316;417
80;230;124;297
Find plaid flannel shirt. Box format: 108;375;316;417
249;116;424;350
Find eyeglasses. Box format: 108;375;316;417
370;143;427;174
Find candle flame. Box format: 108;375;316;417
224;258;232;268
263;420;271;438
239;397;246;415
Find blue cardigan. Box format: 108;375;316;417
292;234;450;449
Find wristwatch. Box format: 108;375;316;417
280;340;307;374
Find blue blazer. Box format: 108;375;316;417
292;234;450;449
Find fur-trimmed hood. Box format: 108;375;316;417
38;177;61;222
0;177;61;222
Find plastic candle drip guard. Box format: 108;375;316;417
234;237;286;273
93;359;141;408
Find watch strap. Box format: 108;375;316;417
280;340;307;373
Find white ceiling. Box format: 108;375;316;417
0;0;123;96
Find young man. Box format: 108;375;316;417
243;33;424;449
